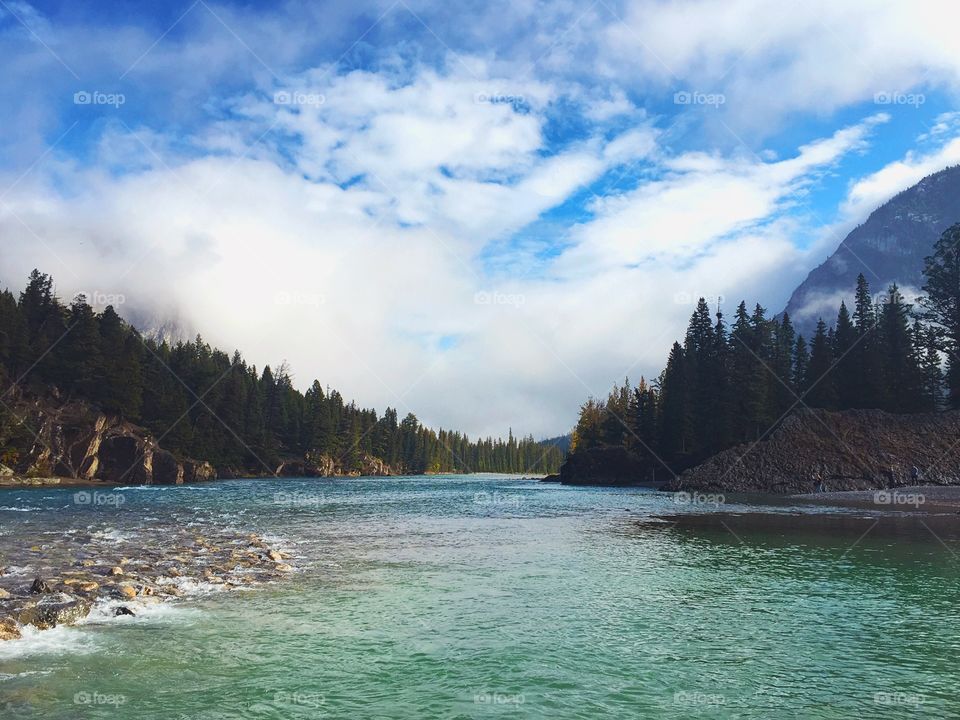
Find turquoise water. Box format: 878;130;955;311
1;475;959;718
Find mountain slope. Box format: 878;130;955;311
784;164;960;334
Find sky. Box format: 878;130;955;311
1;0;960;439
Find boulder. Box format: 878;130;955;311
30;577;52;594
19;593;91;629
183;461;216;483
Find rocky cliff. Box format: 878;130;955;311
784;164;960;336
669;408;960;494
2;393;216;485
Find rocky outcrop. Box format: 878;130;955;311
295;451;397;477
5;396;212;485
670;408;960;494
183;460;216;483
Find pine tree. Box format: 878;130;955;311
915;323;943;411
658;342;689;460
804;320;837;408
920;222;960;407
877;285;922;412
851;273;881;407
832;301;857;409
61;295;103;398
769;314;796;419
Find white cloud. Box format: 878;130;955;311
3;1;960;440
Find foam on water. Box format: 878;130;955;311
3;565;33;577
0;669;52;681
0;624;99;661
83;597;201;626
89;528;133;542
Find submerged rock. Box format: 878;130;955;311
114;606;136;617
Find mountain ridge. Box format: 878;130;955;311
784;164;960;335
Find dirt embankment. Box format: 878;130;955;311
670;408;960;494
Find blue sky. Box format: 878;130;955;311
2;0;959;437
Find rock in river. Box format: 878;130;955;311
19;593;92;629
30;577;52;594
0;617;20;641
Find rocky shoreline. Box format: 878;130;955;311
0;529;295;643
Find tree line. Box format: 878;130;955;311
571;223;960;474
0;270;562;475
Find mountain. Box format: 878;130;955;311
784;164;960;335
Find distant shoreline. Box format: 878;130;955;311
0;472;548;489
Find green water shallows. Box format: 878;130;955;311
0;475;958;719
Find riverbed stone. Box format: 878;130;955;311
0;617;20;641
